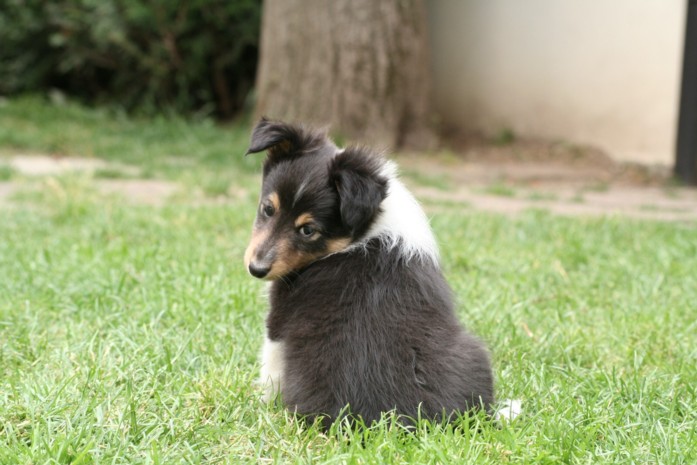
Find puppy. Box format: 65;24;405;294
244;118;494;428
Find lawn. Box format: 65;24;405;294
1;97;696;464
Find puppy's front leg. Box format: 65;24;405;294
259;335;285;402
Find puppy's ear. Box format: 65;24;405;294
246;117;303;156
329;147;388;237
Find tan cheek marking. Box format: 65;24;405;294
267;238;293;278
294;213;315;228
244;228;270;268
266;237;352;279
326;238;351;254
270;240;315;279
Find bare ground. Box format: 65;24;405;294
397;136;697;222
1;148;696;222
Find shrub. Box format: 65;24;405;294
0;0;261;118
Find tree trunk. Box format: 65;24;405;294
254;0;435;150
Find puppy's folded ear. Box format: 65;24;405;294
246;117;304;156
329;147;388;237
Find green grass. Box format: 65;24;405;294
480;182;517;198
92;166;148;180
525;191;558;202
0;95;259;184
1;97;697;464
400;169;453;191
0;164;15;181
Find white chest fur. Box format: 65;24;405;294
259;335;285;402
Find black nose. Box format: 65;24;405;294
248;263;271;278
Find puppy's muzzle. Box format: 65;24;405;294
247;244;276;279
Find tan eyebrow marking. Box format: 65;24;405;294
268;192;280;211
294;213;315;228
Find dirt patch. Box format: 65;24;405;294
396;135;696;222
8;154;108;175
0;178;179;206
97;180;179;205
409;134;671;187
2;151;696;222
414;184;697;222
1;154;178;205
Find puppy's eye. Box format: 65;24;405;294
298;224;316;237
262;204;275;217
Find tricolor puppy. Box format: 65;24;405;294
245;118;494;428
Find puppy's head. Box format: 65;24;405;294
244;118;388;280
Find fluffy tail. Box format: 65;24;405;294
495;399;522;421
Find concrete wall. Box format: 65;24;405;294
427;1;687;165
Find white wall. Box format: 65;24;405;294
428;0;687;165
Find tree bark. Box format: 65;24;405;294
254;0;435;150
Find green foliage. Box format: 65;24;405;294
492;127;516;146
0;0;261;118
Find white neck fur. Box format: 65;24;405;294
358;161;440;263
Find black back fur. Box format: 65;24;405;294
268;239;494;428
